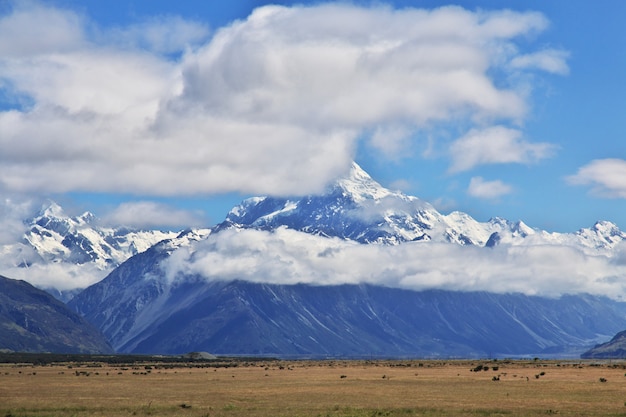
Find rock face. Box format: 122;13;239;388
0;275;113;353
581;330;626;359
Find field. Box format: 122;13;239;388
2;358;626;417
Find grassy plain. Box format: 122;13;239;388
2;358;626;417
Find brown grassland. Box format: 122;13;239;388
2;358;626;417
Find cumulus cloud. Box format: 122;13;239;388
162;227;626;300
566;158;626;198
101;201;207;229
0;2;566;197
468;176;513;199
448;126;556;173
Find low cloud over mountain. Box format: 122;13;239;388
163;226;626;299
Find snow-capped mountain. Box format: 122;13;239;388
219;162;626;252
23;202;178;268
68;162;626;357
0;201;180;299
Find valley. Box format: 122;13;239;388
1;357;626;416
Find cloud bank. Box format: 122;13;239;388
0;2;567;198
163;227;626;300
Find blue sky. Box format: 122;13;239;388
0;0;625;233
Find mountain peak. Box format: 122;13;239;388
38;200;65;219
334;162;392;202
592;220;621;234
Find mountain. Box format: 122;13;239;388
23;202;176;268
68;163;626;357
70;269;626;357
219;163;626;251
68;229;210;351
581;330;626;359
0;275;112;353
0;201;179;299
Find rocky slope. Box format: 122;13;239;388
0;275;112;353
581;330;626;359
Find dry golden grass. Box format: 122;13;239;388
2;359;626;416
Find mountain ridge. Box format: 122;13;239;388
0;201;180;300
218;162;626;252
0;275;113;353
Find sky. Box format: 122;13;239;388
1;0;625;234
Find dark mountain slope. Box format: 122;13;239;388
0;275;112;353
71;263;626;357
581;330;626;359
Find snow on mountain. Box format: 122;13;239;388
0;201;181;298
219;162;626;253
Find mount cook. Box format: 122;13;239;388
62;163;626;358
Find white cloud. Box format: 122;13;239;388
449;126;556;173
1;261;106;292
162;227;626;300
0;1;85;57
468;176;513;199
510;49;570;75
0;198;34;245
566;158;626;198
388;178;413;193
0;2;565;197
368;125;412;158
104;16;210;54
101;201;206;229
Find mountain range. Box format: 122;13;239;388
219;163;626;251
0;202;178;300
62;163;626;358
3;163;626;356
